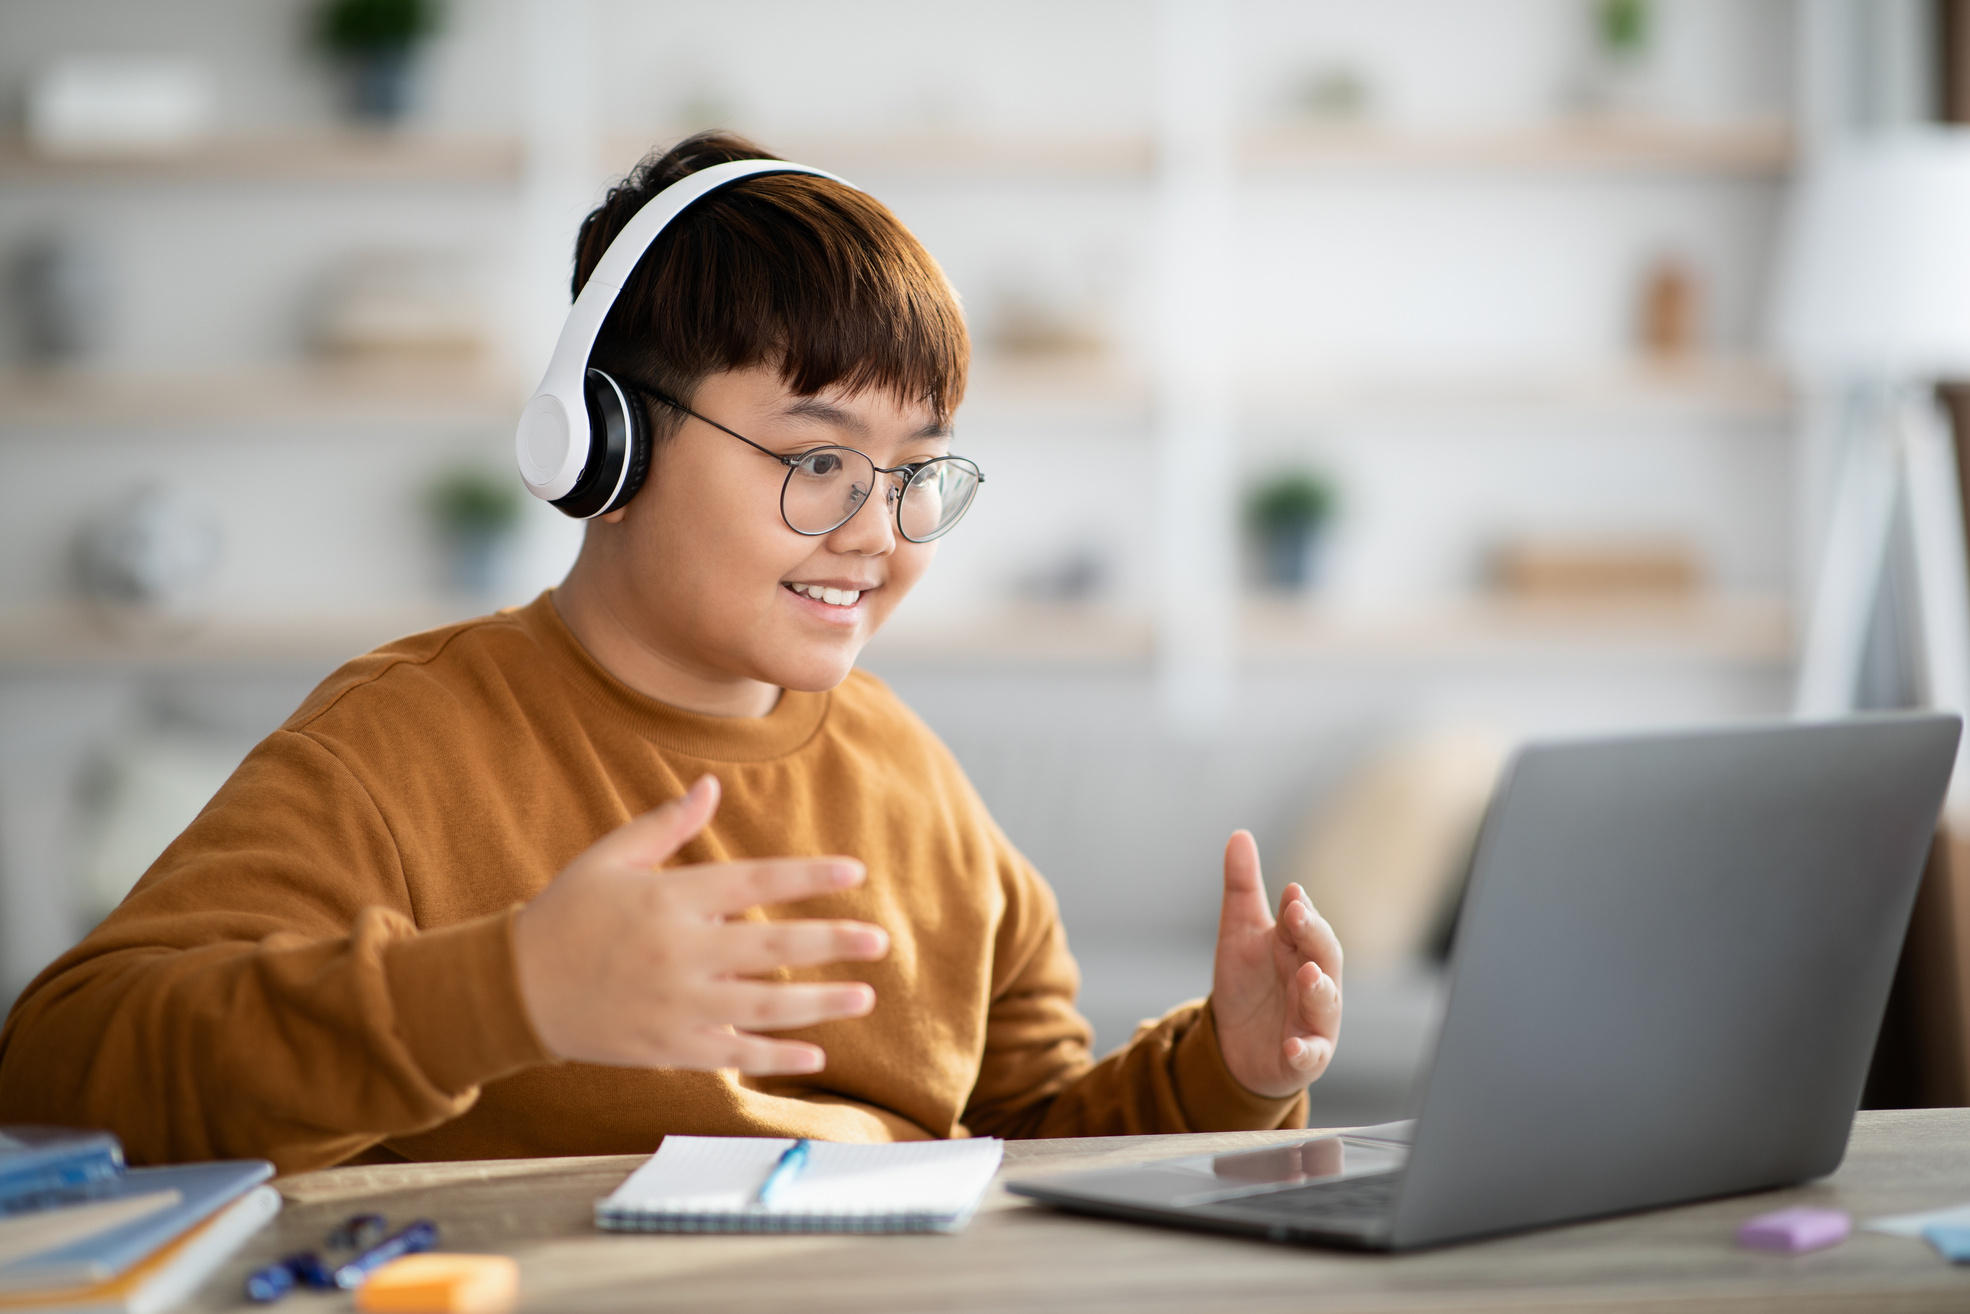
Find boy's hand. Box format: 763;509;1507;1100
1209;830;1343;1099
512;775;889;1074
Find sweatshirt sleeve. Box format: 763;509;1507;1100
960;847;1307;1139
0;729;550;1173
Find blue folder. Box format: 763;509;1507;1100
0;1128;124;1212
0;1159;273;1291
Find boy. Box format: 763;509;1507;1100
0;133;1342;1171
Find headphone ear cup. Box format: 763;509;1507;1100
598;382;651;515
550;369;639;519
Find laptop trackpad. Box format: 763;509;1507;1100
1185;1136;1406;1205
1022;1134;1407;1213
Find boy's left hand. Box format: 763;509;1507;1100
1209;830;1343;1099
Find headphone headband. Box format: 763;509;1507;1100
515;157;852;511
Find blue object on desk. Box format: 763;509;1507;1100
331;1219;438;1290
754;1139;811;1207
326;1211;387;1252
0;1127;125;1212
244;1257;298;1303
0;1159;273;1293
285;1250;333;1290
1923;1223;1970;1262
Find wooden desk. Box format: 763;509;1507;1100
193;1109;1970;1313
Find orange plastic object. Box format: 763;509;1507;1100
354;1254;519;1314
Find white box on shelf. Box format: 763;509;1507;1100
26;56;214;156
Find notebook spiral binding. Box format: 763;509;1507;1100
595;1206;959;1234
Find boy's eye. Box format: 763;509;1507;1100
796;451;845;477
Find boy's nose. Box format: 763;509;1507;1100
825;492;897;556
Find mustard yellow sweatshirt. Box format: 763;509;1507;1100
0;594;1303;1171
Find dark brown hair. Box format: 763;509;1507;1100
572;131;969;442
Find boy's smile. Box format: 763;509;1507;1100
554;364;949;717
781;578;873;620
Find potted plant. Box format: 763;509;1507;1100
427;465;521;598
1577;0;1653;116
1245;469;1337;592
314;0;443;125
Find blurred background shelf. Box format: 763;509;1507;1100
0;601;477;669
865;595;1792;668
603;129;1157;180
1239;594;1792;665
961;356;1793;425
1242;119;1795;174
0;364;527;428
0;358;1790;432
0;132;523;184
0;594;1791;671
1252;358;1795;420
609;121;1794;182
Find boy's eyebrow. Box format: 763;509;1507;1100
780;396;952;441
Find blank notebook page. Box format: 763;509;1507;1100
596;1136;1005;1235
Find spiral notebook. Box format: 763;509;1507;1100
596;1136;1004;1235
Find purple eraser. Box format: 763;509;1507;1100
1737;1206;1851;1253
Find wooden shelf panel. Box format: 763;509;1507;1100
1242;120;1794;175
0;365;525;429
864;596;1793;667
603;130;1154;180
623;121;1792;180
0;359;1790;431
0;133;522;184
1239;594;1793;665
959;356;1794;426
0;603;483;668
0;596;1791;670
0;122;1783;188
1241;358;1797;422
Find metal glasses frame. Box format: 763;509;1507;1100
642;388;984;543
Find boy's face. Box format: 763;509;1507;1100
590;364;947;696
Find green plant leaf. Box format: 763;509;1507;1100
316;0;443;56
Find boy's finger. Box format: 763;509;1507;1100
682;1029;829;1076
1285;1033;1334;1075
1219;830;1270;934
1295;960;1343;1034
594;776;721;869
675;856;867;915
1278;886;1343;979
711;920;890;973
698;980;877;1031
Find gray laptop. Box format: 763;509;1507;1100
1007;713;1961;1250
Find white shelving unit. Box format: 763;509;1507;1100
0;0;1809;1052
0;362;523;429
0;132;523;184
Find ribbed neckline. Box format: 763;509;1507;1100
510;592;830;762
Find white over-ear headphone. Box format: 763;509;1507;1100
515;157;852;518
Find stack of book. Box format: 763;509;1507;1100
0;1128;277;1313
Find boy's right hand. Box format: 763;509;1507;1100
511;774;887;1075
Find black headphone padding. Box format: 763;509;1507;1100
551;369;650;519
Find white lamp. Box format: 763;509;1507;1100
1774;130;1970;804
1777;132;1970;378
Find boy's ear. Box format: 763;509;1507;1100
598;507;629;524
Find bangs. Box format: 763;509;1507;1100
575;135;969;431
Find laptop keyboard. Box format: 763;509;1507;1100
1221;1171;1405;1225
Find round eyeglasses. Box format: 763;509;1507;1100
644;389;984;543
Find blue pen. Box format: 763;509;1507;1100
331;1219;439;1290
243;1259;296;1304
754;1139;811;1207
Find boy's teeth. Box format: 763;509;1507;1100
790;583;860;606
